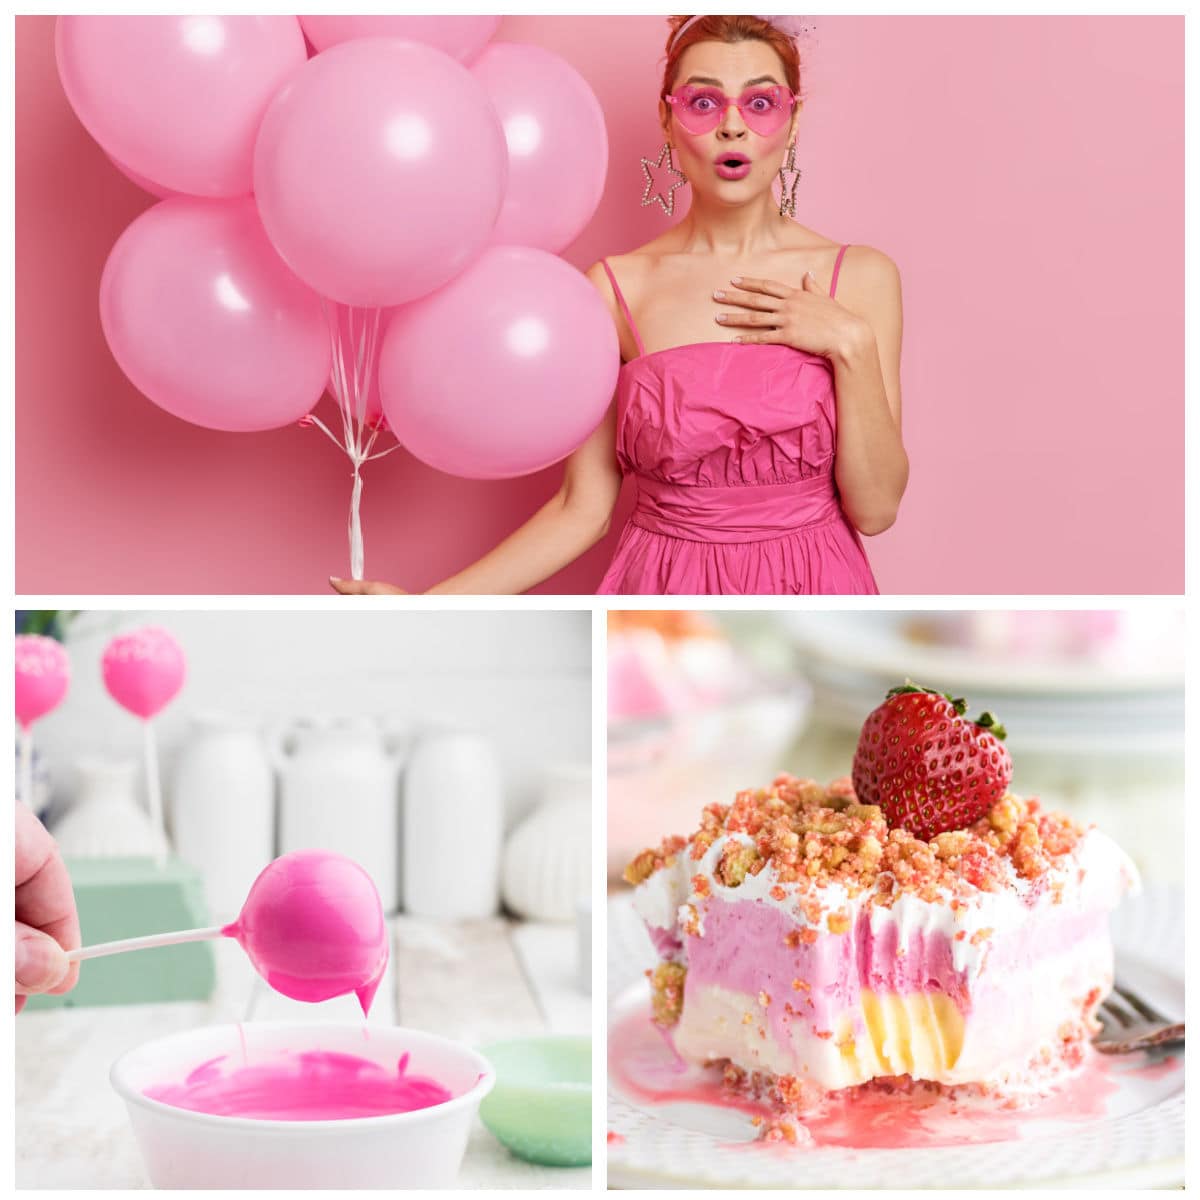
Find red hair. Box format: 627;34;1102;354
661;15;803;100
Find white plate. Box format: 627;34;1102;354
781;611;1183;696
607;886;1183;1189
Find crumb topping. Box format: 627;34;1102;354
648;962;686;1026
623;835;687;886
625;774;1087;906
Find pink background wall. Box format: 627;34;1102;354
16;15;1183;595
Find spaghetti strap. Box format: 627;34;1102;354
600;258;646;359
829;244;850;299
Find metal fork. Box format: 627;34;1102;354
1094;980;1185;1054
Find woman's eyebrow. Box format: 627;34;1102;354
682;73;782;88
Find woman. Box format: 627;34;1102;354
334;14;906;596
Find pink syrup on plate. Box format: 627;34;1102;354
221;850;389;1017
144;1049;453;1121
609;1007;1149;1151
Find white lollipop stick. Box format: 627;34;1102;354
19;725;34;812
67;925;225;963
142;721;166;867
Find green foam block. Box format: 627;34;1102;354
25;856;217;1010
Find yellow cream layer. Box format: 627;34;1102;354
673;984;964;1088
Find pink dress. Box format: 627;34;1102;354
597;246;879;595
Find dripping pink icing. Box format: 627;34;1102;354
144;1049;453;1120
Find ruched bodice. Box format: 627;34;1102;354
596;251;879;596
616;342;836;488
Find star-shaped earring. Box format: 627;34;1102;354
641;142;687;216
778;143;801;219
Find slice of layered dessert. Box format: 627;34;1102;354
624;684;1138;1110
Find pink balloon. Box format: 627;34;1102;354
100;197;331;433
473;43;608;253
106;153;179;200
56;16;307;197
253;39;508;307
380;245;619;479
15;635;70;730
299;15;499;63
102;627;186;720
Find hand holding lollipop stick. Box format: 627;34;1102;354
66;851;389;1016
101;627;186;867
15;634;71;810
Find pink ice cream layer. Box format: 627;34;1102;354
670;896;1109;1050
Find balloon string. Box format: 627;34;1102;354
302;413;345;451
349;465;365;580
333;307;355;450
312;299;394;577
320;298;355;451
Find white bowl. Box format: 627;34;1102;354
111;1022;495;1189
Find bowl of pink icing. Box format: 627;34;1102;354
111;1022;495;1188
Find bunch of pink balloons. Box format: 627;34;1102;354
56;14;619;555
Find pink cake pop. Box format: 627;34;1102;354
101;626;186;718
15;634;70;729
222;850;389;1017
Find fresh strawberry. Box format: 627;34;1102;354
851;682;1012;842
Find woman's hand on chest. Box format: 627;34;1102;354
711;267;871;362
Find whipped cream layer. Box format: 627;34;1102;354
635;823;1137;1091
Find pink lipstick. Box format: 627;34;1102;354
714;152;751;181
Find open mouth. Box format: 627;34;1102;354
714;154;752;180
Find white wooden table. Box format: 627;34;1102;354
16;917;591;1189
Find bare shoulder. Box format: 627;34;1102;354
839;244;901;295
585;236;658;285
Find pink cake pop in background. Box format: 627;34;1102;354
15;634;71;729
223;850;389;1017
101;626;186;719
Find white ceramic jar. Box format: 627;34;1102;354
54;756;168;860
170;713;275;921
403;729;502;919
274;717;403;914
